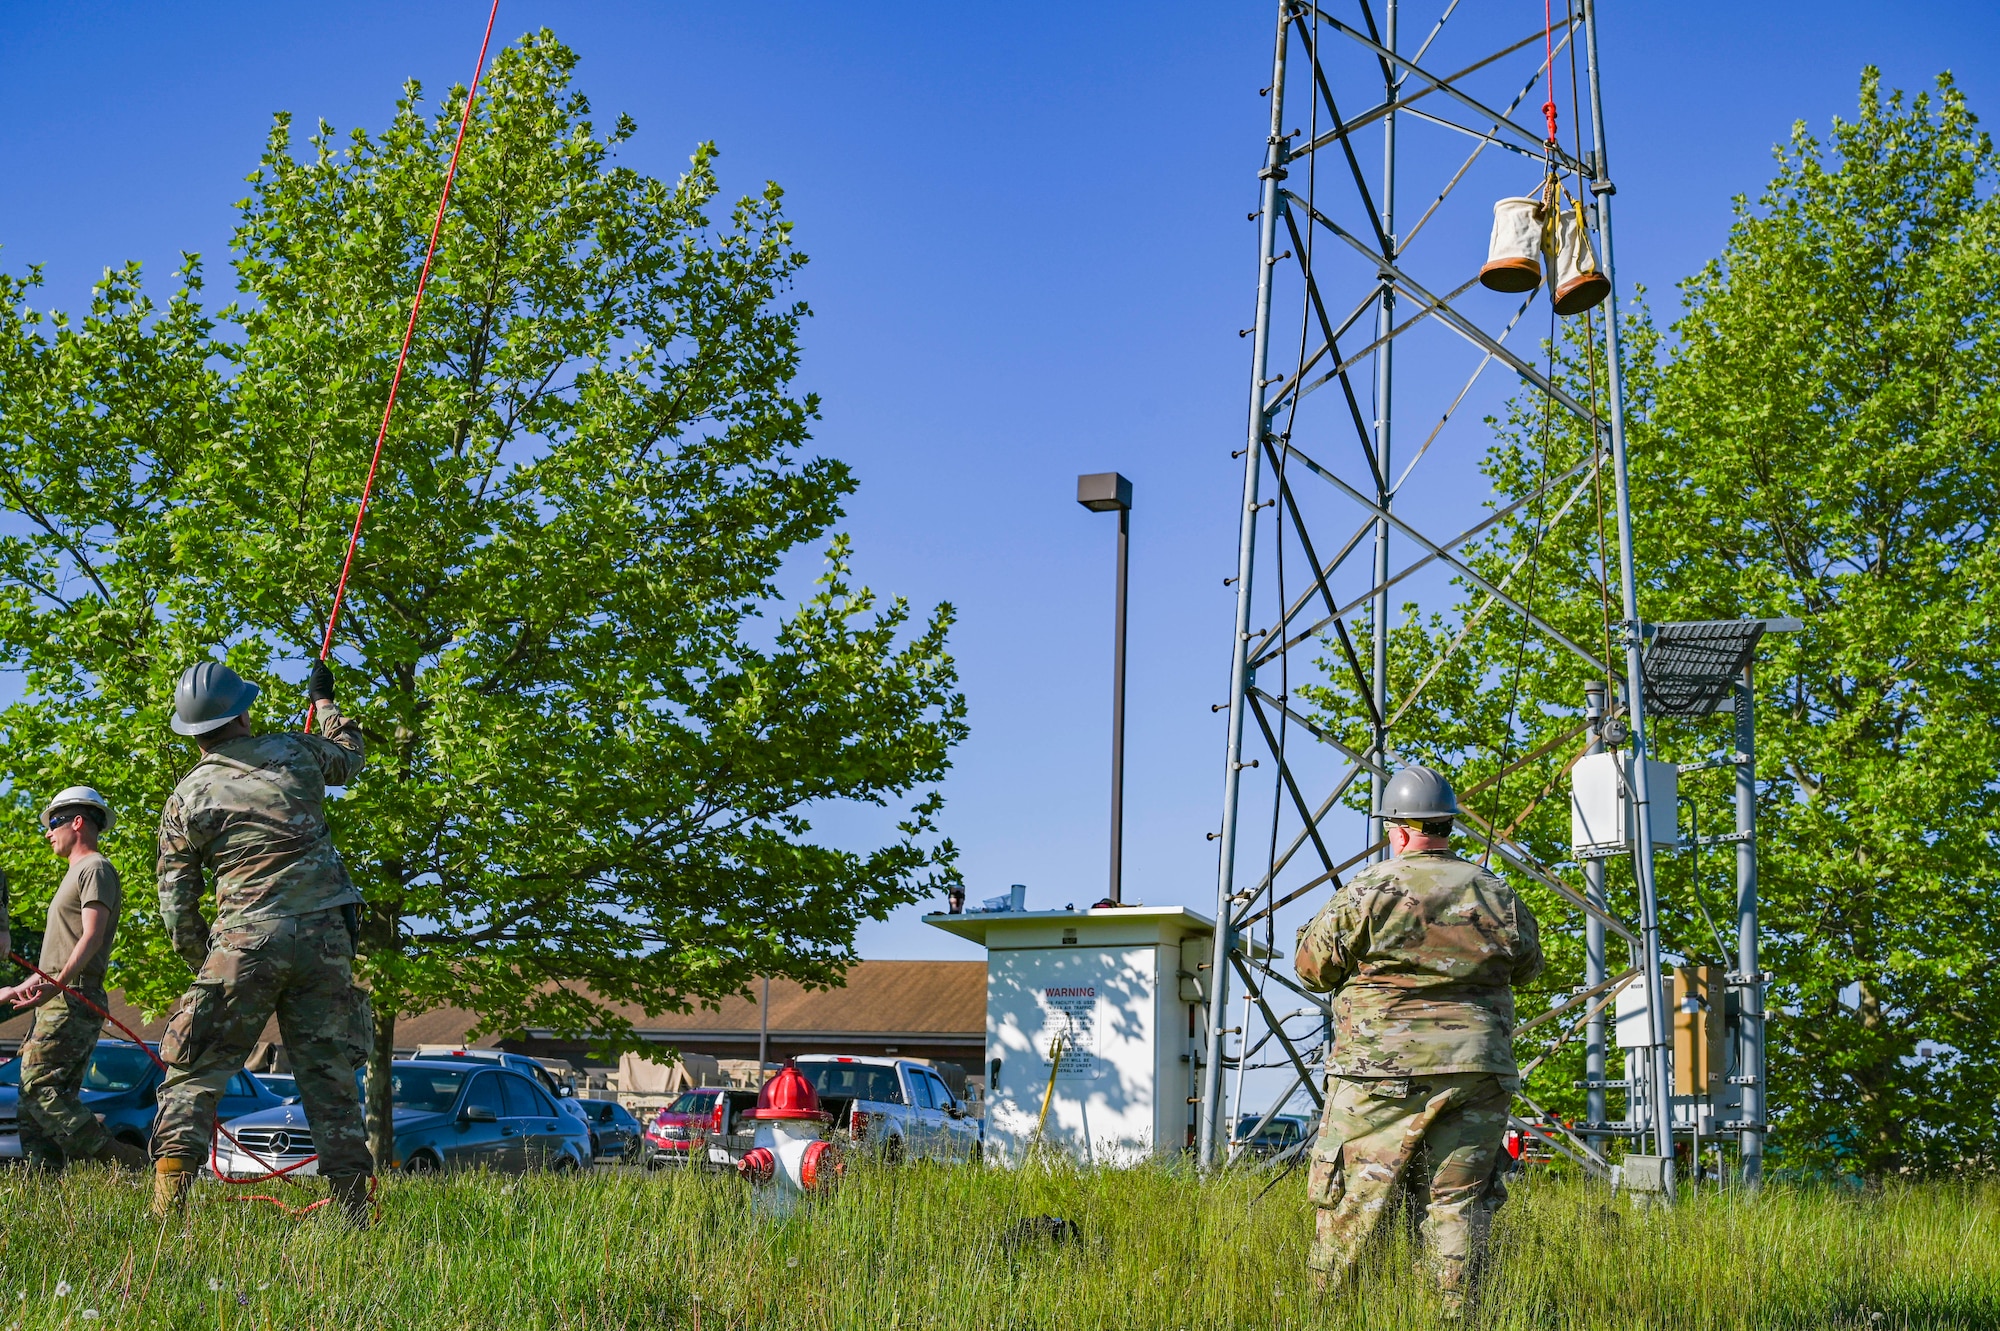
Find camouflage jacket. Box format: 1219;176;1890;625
157;699;365;948
1294;848;1544;1077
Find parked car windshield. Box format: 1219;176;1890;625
0;1057;17;1086
801;1062;904;1104
665;1091;719;1115
83;1045;157;1093
390;1066;469;1113
1235;1115;1301;1142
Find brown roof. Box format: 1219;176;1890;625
1;992;167;1046
3;960;985;1049
487;960;986;1043
610;960;984;1037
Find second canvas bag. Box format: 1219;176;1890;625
1547;196;1610;316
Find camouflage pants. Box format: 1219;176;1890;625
152;909;374;1179
18;989;113;1165
1307;1072;1513;1301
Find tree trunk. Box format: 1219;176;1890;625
367;1000;397;1171
1855;978;1901;1177
362;890;404;1172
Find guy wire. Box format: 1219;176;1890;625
1569;0;1618;709
1479;42;1567;872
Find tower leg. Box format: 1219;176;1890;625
1368;0;1399;862
1199;0;1292;1171
1580;0;1675;1197
1735;666;1764;1188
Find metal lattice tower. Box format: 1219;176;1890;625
1193;0;1713;1189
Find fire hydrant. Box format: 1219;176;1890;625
736;1063;841;1214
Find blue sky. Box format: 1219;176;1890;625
1;2;1993;967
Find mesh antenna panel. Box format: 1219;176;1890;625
1641;620;1766;718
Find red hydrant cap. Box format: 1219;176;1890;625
740;1064;831;1122
800;1139;842;1190
737;1146;775;1183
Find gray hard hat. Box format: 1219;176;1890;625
171;660;261;736
42;785;114;832
1380;764;1460;822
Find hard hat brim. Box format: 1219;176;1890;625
170;680;260;736
42;808;117;833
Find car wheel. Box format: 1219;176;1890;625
402;1152;442;1175
883;1132;906;1166
550;1151;579;1174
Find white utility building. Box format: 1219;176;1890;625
925;904;1223;1165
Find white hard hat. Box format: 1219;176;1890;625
42;786;114;833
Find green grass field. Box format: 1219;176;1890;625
0;1163;1993;1329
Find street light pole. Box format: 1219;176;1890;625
1078;472;1134;905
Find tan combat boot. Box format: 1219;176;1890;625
325;1174;373;1231
151;1158;196;1218
100;1138;151;1172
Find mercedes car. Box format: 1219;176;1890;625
211;1059;591;1177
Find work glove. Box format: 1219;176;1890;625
308;658;336;704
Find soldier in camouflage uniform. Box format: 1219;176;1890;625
1295;765;1543;1314
150;659;375;1225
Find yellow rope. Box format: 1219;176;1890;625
1032;1030;1070;1147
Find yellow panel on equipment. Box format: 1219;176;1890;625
1671;965;1727;1099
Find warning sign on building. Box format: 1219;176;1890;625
1041;985;1103;1080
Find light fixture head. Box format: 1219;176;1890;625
1076;471;1133;512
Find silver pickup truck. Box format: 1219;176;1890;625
795;1056;982;1164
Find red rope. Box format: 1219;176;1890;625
88;6;511;1220
307;0;503;730
1540;0;1559;145
70;4;506;1220
0;0;501;1219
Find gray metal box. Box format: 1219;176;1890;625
1570;751;1678;854
1614;972;1656;1050
1621;1154;1670;1193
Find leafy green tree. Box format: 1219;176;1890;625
1308;71;2000;1176
0;261;231;998
0;33;966;1165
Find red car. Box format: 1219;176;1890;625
642;1087;758;1170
